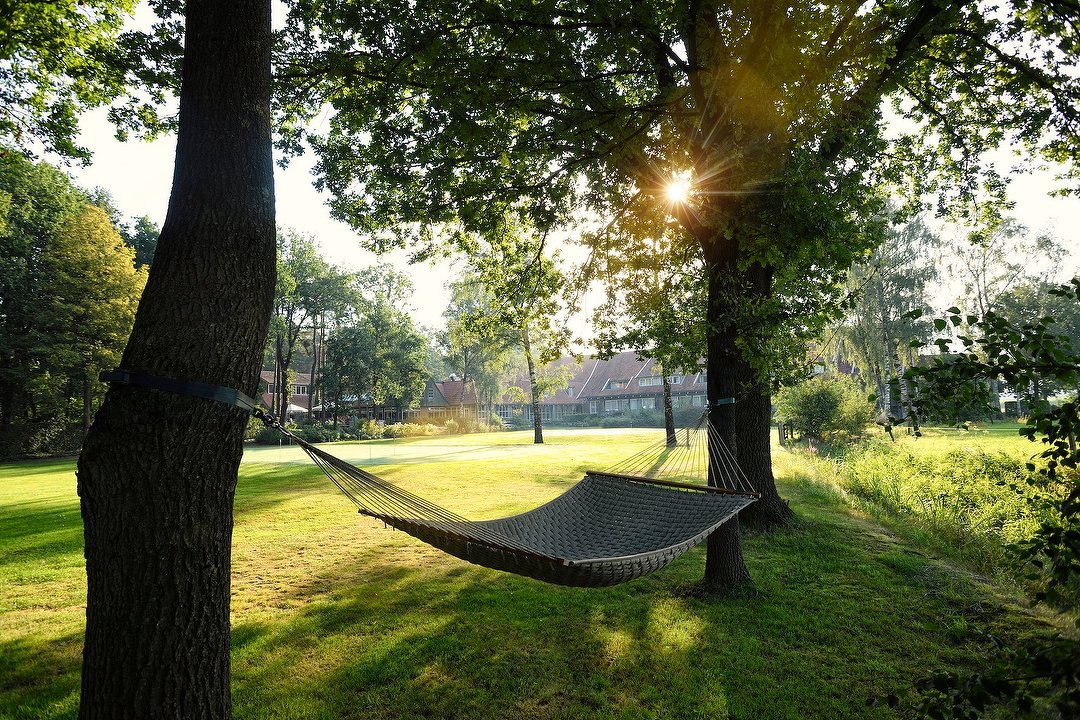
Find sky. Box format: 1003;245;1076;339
59;38;1079;347
65;108;459;332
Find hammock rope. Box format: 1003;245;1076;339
99;368;757;587
256;407;758;586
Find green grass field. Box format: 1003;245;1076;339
0;428;1064;719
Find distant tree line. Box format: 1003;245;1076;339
0;149;157;458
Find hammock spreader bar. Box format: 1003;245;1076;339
101;369;759;587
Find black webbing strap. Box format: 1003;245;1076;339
100;369;258;414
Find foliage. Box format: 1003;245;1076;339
902;278;1080;718
941;219;1065;318
775;375;874;443
815;437;1053;582
832;216;939;416
0;150;144;458
588;222;706;373
448;217;576;443
0;0;134;159
267;228;352;420
119;215;160;267
41;204;146;421
380;422;443;438
322;298;428;418
442;277;517;412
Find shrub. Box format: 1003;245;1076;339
356;419;385;440
483;414;505;431
253;424;286;445
775;375;873;442
382;422;443;438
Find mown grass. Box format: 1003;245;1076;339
0;428;1064;719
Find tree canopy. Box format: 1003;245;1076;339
0;150;144;457
277;0;1080;584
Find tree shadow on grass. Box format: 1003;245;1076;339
0;630;82;719
225;498;1034;720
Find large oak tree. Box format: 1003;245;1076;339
75;0;276;715
279;0;1080;587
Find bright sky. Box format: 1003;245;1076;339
58;12;1078;341
65;108;457;332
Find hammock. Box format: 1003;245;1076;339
100;370;758;588
281;420;758;587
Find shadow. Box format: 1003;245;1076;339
0;630;82;718
2;443;1063;720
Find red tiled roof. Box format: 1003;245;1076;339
434;379;478;406
500;350;705;404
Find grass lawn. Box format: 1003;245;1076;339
0;428;1063;719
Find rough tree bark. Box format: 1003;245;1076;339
75;1;275;717
701;241;751;590
736;370;794;528
736;263;794;528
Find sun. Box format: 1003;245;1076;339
664;176;691;204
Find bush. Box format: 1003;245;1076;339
775;375;873;443
355;419;385;440
253;424;286;445
483;414;505;431
382;422;443;438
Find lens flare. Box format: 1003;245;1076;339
664;177;691;204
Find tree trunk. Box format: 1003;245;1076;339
736;372;794;528
82;370;92;439
735;262;794;529
522;325;544;444
661;368;677;446
701;242;751;590
76;2;275;717
309;321;318;414
275;338;294;423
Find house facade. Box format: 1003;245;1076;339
260;369;312;418
262;350;706;425
494;351;707;422
416;377;488;422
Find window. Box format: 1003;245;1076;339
667;374;683;385
589;400;599;414
426;386;435;402
638;376;662;387
695;373;707;384
641;397;655;410
294;384;308;395
605;399;620;412
605;379;628;390
629;398;641;410
692;395;704;407
566;387;574;397
267;384;276;394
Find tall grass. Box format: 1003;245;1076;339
807;430;1059;584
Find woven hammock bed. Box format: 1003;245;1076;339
288;421;758;587
99;370;757;587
